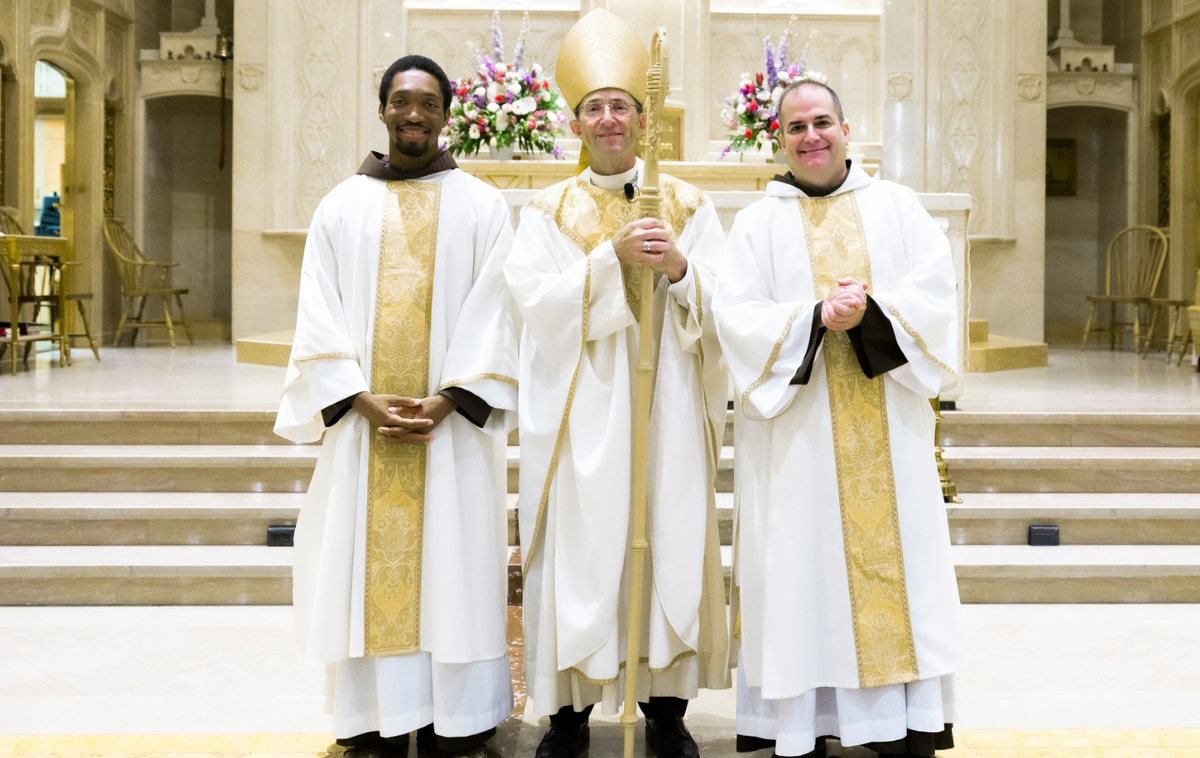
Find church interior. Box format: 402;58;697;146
1;0;1198;756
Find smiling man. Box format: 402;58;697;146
713;80;966;758
504;9;729;758
275;55;518;758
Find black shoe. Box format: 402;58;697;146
534;721;590;758
341;733;409;758
645;714;700;758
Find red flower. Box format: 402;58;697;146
756;72;764;84
495;94;506;103
477;118;487;127
543;80;550;90
747;100;758;112
527;118;537;130
744;129;754;138
769;120;779;131
457;87;468;97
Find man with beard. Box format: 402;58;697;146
276;55;518;758
713;79;966;758
504;10;730;758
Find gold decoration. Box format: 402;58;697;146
363;181;442;657
526;176;703;319
519;174;704;579
554;8;649;111
800;194;919;689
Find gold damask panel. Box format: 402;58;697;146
799;193;919;689
364;181;442;657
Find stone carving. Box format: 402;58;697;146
70;6;95;53
32;0;61;29
1017;74;1042;101
372;65;388;95
939;0;989;232
238;64;264;91
140;60;224;98
295;0;344;224
888;72;913;101
1047;73;1134;109
1182;20;1200;66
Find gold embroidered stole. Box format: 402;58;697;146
364;181;442;656
530;178;703;318
799;193;919;688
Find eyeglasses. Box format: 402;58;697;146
579;100;638;120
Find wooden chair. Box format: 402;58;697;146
0;207;100;363
1145;271;1200;365
102;218;193;347
1081;225;1169;351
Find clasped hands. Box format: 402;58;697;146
352;392;456;445
612;218;688;283
821;277;870;331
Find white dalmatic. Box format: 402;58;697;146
714;164;967;753
505;161;730;715
275;166;518;737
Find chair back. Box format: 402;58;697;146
102;218;149;293
1104;225;1169;299
0;207;24;236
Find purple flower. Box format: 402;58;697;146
777;32;790;71
490;11;504;61
513;12;529;69
764;36;778;90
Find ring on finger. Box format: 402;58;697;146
643;241;651;252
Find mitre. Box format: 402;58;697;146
555;8;649;110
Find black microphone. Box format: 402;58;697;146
623;182;637;202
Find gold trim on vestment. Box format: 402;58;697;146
738;304;802;409
520;175;705;579
281;353;358;393
874;298;958;379
436;374;518;392
692;270;719;472
363;181;442;657
799;194;919;688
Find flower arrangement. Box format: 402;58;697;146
445;12;567;159
719;28;826;158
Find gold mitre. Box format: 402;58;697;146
555;9;648;111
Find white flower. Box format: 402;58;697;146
466;109;478;120
532;62;543;74
760;110;772;121
469;125;480;139
771;86;783;103
737;102;747;114
474;87;485;97
497;110;510;130
507;83;520;96
496;62;508;73
487;102;500;113
512;96;537;115
740;72;750;80
756;130;767;143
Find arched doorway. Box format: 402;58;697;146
1044;104;1134;345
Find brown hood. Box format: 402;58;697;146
356;150;458;181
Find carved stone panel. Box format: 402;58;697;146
1017;73;1043;102
939;0;989;230
1047;73;1134;110
888;72;913;101
70;5;96;55
1181;17;1200;68
293;0;347;224
237;64;263;92
32;0;64;30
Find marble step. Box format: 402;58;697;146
942;446;1200;493
0;493;303;546
0;445;318;493
0;409;285;445
967;334;1049;372
7;491;1197;548
947;493;1200;545
0;545;292;605
6;408;1199;450
940;412;1200;447
3;544;1198;605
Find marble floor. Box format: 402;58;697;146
1;343;1197;413
2;604;1200;755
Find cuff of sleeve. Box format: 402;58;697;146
790;302;828;386
666;261;694;303
321;395;357;428
847;296;909;379
439;386;492;428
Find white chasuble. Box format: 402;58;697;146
505;160;730;715
713;165;966;717
276;168;518;673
